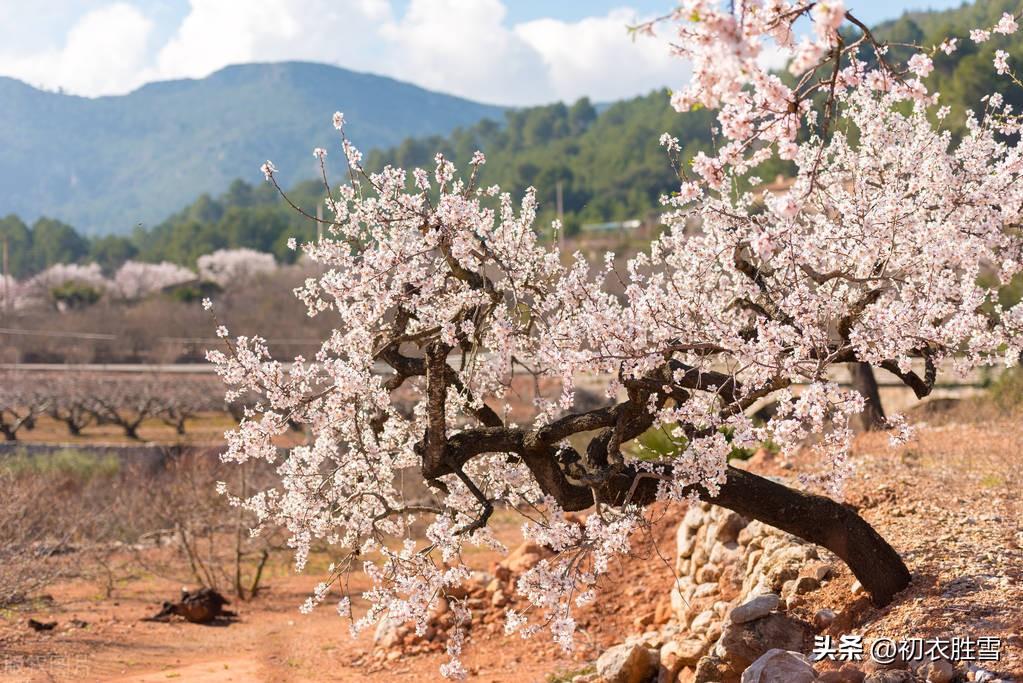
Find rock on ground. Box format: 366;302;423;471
596;643;659;683
740;649;817;683
714;611;814;673
729;594;780;625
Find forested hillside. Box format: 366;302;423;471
0;0;1018;278
0;62;503;236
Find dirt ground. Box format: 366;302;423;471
2;411;1021;682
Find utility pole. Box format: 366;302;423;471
2;236;8;320
555;181;564;251
316;201;324;243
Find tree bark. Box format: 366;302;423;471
600;465;911;607
850;363;886;431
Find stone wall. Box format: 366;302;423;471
587;503;1005;683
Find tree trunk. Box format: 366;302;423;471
707;466;910;606
850;363;886;431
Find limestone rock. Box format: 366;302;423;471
714;612;814;673
661;638;709;682
813;609;837;631
791;576;822;595
714;512;747;544
740;649;817;683
916;659;954;683
596;643;659;683
672;638;711;668
373;612;404;648
818;667;866;683
729;594;779;624
863;671;919;683
502;541;545;574
690;609;718;634
694;655;736;683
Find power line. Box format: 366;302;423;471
0;327;322;345
0;327;116;340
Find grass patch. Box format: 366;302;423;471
979;473;1005;488
547;664;595;683
0;448;120;481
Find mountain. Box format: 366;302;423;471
0;62;504;235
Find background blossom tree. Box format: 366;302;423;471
197;248;277;287
208;5;1023;676
111;260;196;301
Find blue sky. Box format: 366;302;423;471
0;0;976;106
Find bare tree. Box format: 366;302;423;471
158;379;218;436
89;377;163;440
46;374;98;436
0;375;49;441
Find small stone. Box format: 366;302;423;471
730;594;780;624
818;667;865;683
740;649;817;683
696;563;723;584
502;541;545;574
633;612;654;629
714;512;747;544
710;541;742;566
693;655;731;683
690;609;717;634
668;638;710;668
863;651;908;673
661;638;708;682
850;580;864;595
694;582;719;599
654;598;673;626
491;590;508;608
813;609;837;630
863;672;916;683
801;562;833;582
793;576;821;595
596;644;659;683
917;659;954;683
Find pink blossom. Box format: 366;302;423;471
907;53;933;78
994;50;1011;76
994;13;1019;35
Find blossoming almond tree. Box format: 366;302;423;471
209;3;1022;675
197;248;277;287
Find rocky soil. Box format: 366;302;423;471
1;417;1021;682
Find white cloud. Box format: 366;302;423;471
515;8;682;103
0;3;154;95
155;0;393;81
378;0;557;104
0;0;683;105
